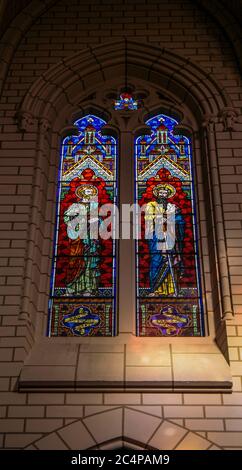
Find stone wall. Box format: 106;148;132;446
0;0;242;450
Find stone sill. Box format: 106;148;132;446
18;382;232;393
18;335;232;393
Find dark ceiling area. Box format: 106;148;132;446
0;0;32;38
0;0;241;41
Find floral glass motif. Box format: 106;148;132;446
135;114;204;337
114;92;138;111
48;115;117;337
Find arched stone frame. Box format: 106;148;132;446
22;410;222;450
16;39;234;391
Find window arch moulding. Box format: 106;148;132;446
16;41;235;392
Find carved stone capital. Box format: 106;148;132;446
202;114;217;133
39;117;51;134
17;111;37;132
219;107;238;131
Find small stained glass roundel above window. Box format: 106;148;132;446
114;92;139;111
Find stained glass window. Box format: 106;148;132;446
114;92;139;111
48;115;118;337
135;114;204;337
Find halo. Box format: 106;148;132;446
75;184;98;199
153;183;176;198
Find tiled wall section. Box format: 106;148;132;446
0;0;242;450
1;391;242;449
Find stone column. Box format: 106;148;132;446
202;114;233;321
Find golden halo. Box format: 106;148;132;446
153;183;176;198
75;184;98;199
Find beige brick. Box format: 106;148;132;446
184;394;222;405
5;434;42;448
206;406;242;418
27;393;65;405
8;406;45;418
0;419;24;432
25;419;63;433
0;392;27;404
13;348;27;361
65;393;103;405
143;394;182;405
46;406;83;418
0;348;13;361
230;361;242;375
228;337;242;347
185;419;224;431
232;377;242;391
223;393;242;405
0;362;22;376
19;365;75;384
0;338;28;348
231;285;242;295
0;377;9;390
227;325;237;336
226;420;242;431
164;406;204;418
104;394;141;405
0;405;6;417
0;327;15;337
208;432;242;447
234;306;242;314
229;348;239;360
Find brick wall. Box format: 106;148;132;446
0;0;242;450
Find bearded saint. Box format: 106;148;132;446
144;183;185;296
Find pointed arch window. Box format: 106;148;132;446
48;111;204;339
135;114;204;337
48;115;118;337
